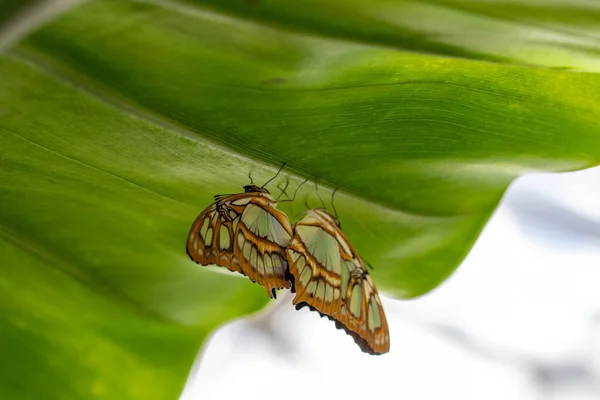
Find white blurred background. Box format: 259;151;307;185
182;167;600;400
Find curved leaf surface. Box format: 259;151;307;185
2;1;600;399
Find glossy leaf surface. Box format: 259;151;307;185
2;1;600;399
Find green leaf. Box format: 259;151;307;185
2;0;600;399
0;0;84;52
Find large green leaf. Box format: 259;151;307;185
2;0;600;399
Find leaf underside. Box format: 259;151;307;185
2;0;600;399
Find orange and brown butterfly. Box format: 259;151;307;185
285;186;390;355
186;164;294;298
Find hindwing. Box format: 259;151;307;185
285;209;390;355
187;188;293;298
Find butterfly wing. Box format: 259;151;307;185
286;210;390;355
187;192;292;298
186;195;241;273
232;195;293;297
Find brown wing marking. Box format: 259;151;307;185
233;196;293;298
186;200;242;274
285;216;390;355
187;192;293;299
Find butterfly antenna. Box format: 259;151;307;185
331;187;340;220
279;178;308;203
248;170;254;185
315;177;326;209
261;162;286;189
276;179;290;201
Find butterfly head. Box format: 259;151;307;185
245;162;285;196
243;184;270;194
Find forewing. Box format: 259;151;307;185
286;215;390;355
188;193;293;298
234;199;293;298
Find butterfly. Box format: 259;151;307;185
186;164;294;298
285;189;390;355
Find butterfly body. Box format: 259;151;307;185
187;186;293;298
286;209;390;355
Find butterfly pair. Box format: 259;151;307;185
186;166;390;355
